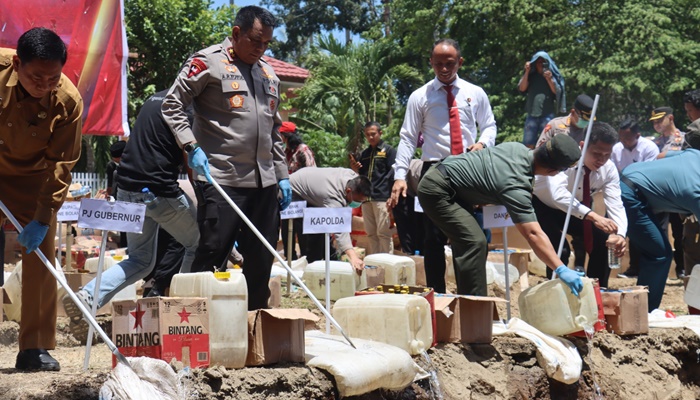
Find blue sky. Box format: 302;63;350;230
211;0;257;9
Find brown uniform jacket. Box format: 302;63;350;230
162;38;287;188
0;48;82;224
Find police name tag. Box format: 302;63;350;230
483;205;514;229
57;201;81;222
78;198;147;233
303;207;352;234
280;201;306;220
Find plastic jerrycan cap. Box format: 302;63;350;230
214;271;231;281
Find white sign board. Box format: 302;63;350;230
280;201;307;220
57;201;81;222
303;207;352;234
414;196;423;213
483;205;515;229
78;198;147;233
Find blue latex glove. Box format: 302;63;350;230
278;178;292;210
188;147;212;183
18;220;49;254
555;265;585;296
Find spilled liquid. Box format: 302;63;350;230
419;350;444;400
577;316;604;400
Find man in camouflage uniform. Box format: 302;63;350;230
535;94;594;148
163;6;290;310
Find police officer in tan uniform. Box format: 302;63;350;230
0;28;82;371
535;94;594;148
163;6;290;310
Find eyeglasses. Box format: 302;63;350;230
431;61;458;70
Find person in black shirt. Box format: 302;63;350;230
63;90;200;341
350;122;396;254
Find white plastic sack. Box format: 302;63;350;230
486;261;519;289
272;255;308;272
305;330;418;397
99;357;190;400
3;259;65;322
493;318;582;384
648;309;700;337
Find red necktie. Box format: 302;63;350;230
445;85;463;155
582;166;593;254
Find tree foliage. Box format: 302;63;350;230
124;0;234;121
261;0;375;60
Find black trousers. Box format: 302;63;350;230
192;182;279;310
669;212;685;274
533;197;611;288
392;193;425;255
143;228;186;293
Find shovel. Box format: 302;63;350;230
210;179;356;349
0;200;132;370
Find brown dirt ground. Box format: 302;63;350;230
1;273;699;400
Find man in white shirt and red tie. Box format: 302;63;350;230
388;38;497;294
533;121;627;288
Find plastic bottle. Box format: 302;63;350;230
608;248;620;269
70;185;91;198
141;187;158;210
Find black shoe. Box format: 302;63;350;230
574;265;585;274
677;271;687;280
15;349;60;371
144;286;163;298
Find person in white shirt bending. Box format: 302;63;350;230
388;38;497;294
533;121;628;288
611;118;659;279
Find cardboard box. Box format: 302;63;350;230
268;275;282;308
112;297;210;368
601;286;649;335
356;285;436;347
3;230;20;265
409;255;426;286
246;309;319;366
487;248;532;290
434;295;506;344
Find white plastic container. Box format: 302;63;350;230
84;256;117;273
332;294;432;355
170;271;248;369
304;261;367;301
518;277;598;336
4;260;65;322
363;253;416;286
684;265;700;309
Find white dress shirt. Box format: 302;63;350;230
533;159;628;236
611;137;659;172
394;76;497;180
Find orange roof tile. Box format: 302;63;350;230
263;56;309;83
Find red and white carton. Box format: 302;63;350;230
112;297;210;368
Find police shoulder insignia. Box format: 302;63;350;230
270;99;276;110
231;82;240;90
187;58;208;78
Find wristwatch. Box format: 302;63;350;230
183;142;199;153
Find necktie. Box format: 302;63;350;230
445;85;463;155
582;166;593;254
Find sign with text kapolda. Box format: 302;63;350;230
483;205;515;229
78;198;147;233
302;207;352;234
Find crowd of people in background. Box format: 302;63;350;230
2;5;700;372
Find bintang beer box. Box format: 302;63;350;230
112;297;210;368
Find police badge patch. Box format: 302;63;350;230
229;95;244;108
231;82;240;90
187;58;207;78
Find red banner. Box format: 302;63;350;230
0;0;129;136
